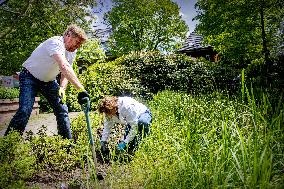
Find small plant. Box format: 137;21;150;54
28;126;81;172
0;131;36;188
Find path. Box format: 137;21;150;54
0;112;83;137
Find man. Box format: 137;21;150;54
98;96;152;153
5;24;89;139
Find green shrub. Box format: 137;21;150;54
66;61;148;111
76;38;106;64
118;51;215;94
0;132;36;188
65;51;221;112
210;59;243;93
27;126;81;172
0;87;19;99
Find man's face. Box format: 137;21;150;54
65;35;85;52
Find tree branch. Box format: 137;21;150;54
0;0;31;39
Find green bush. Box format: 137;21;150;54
210;59;241;93
65;51;220;111
76;38;106;64
66;61;148;111
0;132;36;188
118;51;215;94
0;87;19;99
30;135;80;172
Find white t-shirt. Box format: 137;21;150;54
23;36;76;82
101;97;148;144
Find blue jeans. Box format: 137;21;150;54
124;109;152;151
5;68;72;139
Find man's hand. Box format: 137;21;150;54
58;87;66;104
77;90;89;105
117;141;127;151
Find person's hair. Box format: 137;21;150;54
98;96;118;115
64;24;88;41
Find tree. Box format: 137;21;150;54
105;0;188;56
194;0;283;68
76;38;106;65
0;0;96;75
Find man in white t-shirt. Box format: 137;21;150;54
98;96;152;153
5;24;90;139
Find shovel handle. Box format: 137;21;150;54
81;97;94;145
81;97;99;177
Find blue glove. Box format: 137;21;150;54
117;142;127;151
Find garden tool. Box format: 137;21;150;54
81;97;104;180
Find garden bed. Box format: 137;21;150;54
0;97;40;125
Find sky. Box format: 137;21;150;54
173;0;198;33
92;0;199;35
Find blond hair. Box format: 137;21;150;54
64;24;88;41
98;96;118;115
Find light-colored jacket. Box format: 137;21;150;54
101;97;148;144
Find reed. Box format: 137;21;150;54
103;89;284;188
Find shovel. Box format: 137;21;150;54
81;97;104;181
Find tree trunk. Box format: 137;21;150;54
260;0;271;66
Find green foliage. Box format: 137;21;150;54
1;86;284;188
66;60;147;111
82;60;147;107
210;59;241;92
0;87;19;99
0;112;103;188
0;0;97;75
105;90;284;188
118;51;215;93
195;0;283;67
27;129;80;172
66;51;220;112
105;0;188;56
76;38;106;65
0;132;36;188
70;112;100;146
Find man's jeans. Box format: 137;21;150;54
124;109;152;151
5;68;72;139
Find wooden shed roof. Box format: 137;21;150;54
178;32;212;53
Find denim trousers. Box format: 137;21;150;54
5;68;72;139
124;109;152;151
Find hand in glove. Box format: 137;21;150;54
77;89;90;105
117;141;127;151
58;87;66;104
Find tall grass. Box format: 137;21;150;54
103;89;284;188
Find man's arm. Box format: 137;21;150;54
53;53;84;90
60;74;69;90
